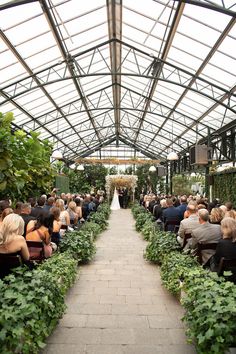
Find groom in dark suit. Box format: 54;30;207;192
118;188;124;208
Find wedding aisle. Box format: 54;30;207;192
43;209;196;354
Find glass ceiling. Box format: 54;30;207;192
0;0;236;162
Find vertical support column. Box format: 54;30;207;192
166;163;169;194
170;162;173;195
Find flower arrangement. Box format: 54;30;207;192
105;174;138;196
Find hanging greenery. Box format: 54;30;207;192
0;112;55;201
211;169;236;205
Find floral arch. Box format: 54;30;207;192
105;175;138;201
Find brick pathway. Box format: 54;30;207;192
43;209;196;354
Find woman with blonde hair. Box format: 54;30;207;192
211;217;236;281
55;198;70;235
0;213;29;261
210;207;224;224
67;201;79;226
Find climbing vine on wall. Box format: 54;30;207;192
211;169;236;205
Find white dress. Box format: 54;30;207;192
110;188;120;210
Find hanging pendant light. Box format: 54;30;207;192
167;151;178;161
149;165;156;172
77;165;84;171
51;150;63;160
70;163;76;170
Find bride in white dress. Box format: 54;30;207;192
110;187;120;210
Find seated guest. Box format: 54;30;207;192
26;214;54;258
30;197;47;219
210;207;224;225
0;214;29;261
67;201;79;226
225;201;233;211
224;210;236;219
55;198;70;235
163;198;181;232
75;197;83;221
219;205;227;214
190;209;222;265
50;207;62;245
153;199;162;222
0;208;13;225
210;217;236;282
19;203;36;237
148;195;158;214
177;195;188;220
14;201;23;215
177;202;199;246
43;197;55;213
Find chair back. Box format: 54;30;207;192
196;242;218;264
183;233;192;248
217;257;236;282
0;253;22;278
164;220;180;233
26;240;45;262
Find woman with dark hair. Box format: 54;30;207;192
50;206;62;245
26;214;54;258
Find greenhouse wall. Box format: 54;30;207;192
55;175;70;194
210;169;236;206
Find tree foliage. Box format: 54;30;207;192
0;112;55;201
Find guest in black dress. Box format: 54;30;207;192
211;217;236;282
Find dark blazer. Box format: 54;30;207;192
163;206;181;231
214;239;236;263
177;203;187;220
191;222;222;264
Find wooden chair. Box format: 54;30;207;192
196;242;218;265
183;233;192;248
26;240;45;262
164;220;180;233
0;253;23;279
217;257;236;283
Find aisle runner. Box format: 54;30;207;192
43;209;196;354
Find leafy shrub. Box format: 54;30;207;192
141;219;156;241
60;230;96;263
97;203;111;218
144;230;180;263
135;212;154;232
131;203;146;218
81;221;102;240
182;268;236;354
88;211;108;231
0;253;77;354
160;251;199;295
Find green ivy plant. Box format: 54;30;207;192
0;253;77;354
135;212;154;232
144;230;181;263
141;219;156;241
59;230;96;263
182;268;236;354
160;251;199;296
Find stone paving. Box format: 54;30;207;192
43;209;196;354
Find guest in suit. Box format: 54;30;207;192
19;203;36;237
211;217;236;282
177;202;199;246
177;195;188;220
163;198;181;232
190;209;222;265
